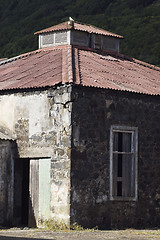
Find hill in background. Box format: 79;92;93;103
0;0;160;66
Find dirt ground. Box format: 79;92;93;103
0;228;160;240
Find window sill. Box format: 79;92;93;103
110;197;137;201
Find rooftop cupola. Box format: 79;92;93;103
34;18;123;53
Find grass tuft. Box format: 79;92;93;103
42;220;98;232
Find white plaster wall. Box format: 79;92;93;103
0;87;72;226
0;93;51;136
0;95;15;132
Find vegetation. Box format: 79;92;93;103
0;0;160;66
43;220;97;231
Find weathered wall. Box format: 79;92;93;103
48;85;72;226
0;84;72;226
1;83;159;228
70;85;160;229
0;140;15;226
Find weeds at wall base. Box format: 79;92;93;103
42;220;98;232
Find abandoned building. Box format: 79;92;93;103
0;19;160;229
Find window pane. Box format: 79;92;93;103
117;181;122;196
118;154;122;177
122;133;132;152
122;154;135;197
118;132;123;152
113;132;132;152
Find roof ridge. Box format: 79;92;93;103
0;45;70;66
73;47;81;84
62;45;74;84
20;46;67;58
67;45;74;83
0;49;46;66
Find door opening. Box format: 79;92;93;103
14;157;51;227
14;158;30;226
21;159;30;225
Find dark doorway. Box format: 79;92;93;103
21;159;30;225
14;158;30;226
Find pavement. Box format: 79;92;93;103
0;228;160;240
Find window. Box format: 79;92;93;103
110;126;138;200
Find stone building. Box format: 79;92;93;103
0;19;160;229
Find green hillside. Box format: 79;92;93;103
0;0;160;66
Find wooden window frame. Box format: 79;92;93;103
110;125;138;201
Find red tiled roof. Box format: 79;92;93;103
0;46;72;90
34;21;123;39
0;45;160;95
76;49;160;95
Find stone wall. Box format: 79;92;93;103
49;85;72;225
70;85;160;229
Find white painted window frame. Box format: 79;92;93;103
110;125;138;201
39;30;70;49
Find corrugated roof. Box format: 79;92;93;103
34;21;123;39
76;49;160;95
0;47;66;90
0;45;160;95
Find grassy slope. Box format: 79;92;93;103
0;0;159;66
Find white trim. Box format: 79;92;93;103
110;125;138;201
110;126;113;200
67;30;71;45
39;35;42;49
